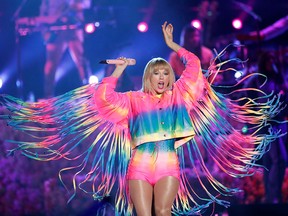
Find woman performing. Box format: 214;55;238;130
0;22;285;215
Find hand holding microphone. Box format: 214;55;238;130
99;58;136;65
100;58;135;78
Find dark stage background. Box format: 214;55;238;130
0;0;287;100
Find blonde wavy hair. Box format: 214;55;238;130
141;57;175;94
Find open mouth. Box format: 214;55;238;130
158;81;164;89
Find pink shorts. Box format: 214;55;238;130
127;139;180;186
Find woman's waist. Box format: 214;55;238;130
134;139;176;153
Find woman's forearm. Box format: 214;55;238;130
111;67;125;78
162;22;182;53
167;41;182;53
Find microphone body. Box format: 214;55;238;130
99;59;136;65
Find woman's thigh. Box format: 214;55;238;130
154;176;179;210
129;180;153;216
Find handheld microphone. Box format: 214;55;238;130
99;58;136;65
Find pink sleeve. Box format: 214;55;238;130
94;77;130;126
177;48;202;82
174;48;208;102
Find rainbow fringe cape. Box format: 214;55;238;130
0;45;286;215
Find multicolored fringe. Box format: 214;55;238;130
0;44;286;215
172;44;286;215
0;85;133;215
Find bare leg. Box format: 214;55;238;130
68;30;88;84
44;42;66;98
129;180;153;216
154;176;179;216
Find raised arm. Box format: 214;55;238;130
162;22;206;101
162;21;181;53
162;21;202;82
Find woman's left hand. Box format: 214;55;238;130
162;21;181;52
162;21;174;46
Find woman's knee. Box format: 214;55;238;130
154;206;171;216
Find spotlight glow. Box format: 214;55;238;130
0;79;3;89
16;79;23;88
89;75;99;84
242;125;248;134
232;19;242;29
234;70;243;79
191;19;202;29
85;23;96;34
137;22;148;32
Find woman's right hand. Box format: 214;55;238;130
111;57;129;78
116;57;129;69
